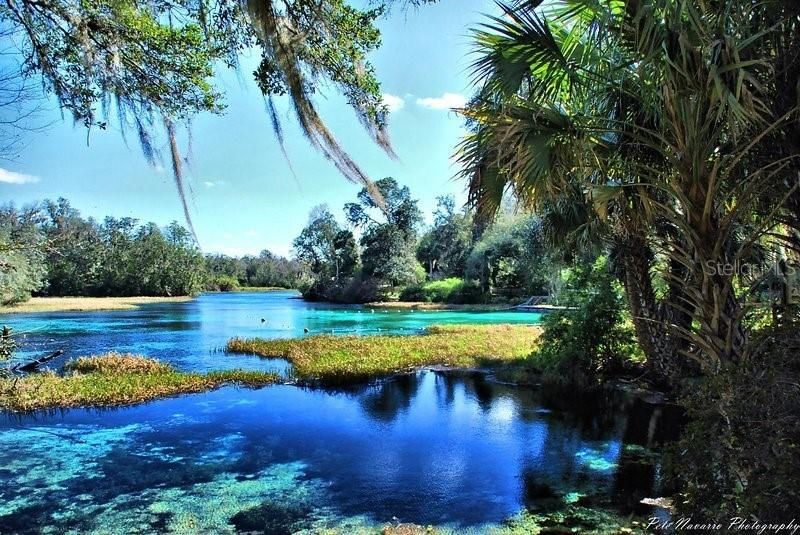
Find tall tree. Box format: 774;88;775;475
417;195;473;278
0;203;47;304
345;177;423;286
459;0;800;375
293;205;358;282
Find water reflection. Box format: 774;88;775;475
0;370;677;533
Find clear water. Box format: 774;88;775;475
6;291;542;372
0;293;672;533
0;370;674;534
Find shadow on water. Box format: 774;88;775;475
0;367;680;533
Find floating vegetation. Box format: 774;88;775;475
0;353;278;411
226;324;540;383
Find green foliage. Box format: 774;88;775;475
86;217;205;297
0;204;47;305
1;198;207;301
1;0;412;231
417;195;473;278
293;205;358;282
399;277;484;304
346;177;424;287
466;214;551;296
0;326;14;362
668;324;800;521
360;225;423;287
532;257;641;386
206;274;240;292
462;0;800;370
204;251;306;290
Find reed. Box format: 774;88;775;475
227;324;540;383
0;353;278;411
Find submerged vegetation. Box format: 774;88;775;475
0;353;278;411
227;324;539;383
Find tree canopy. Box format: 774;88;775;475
0;0;433;237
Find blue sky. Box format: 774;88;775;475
0;0;496;257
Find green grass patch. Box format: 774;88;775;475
398;277;485;304
236;286;292;292
226;324;540;383
0;353;278;412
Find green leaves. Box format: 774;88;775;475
2;0;410;234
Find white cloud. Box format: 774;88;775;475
381;93;405;113
0;168;39;185
203;180;226;188
416;92;467;110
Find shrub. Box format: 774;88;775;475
447;280;486;304
667;324;800;521
0;326;14;362
301;273;386;304
205;274;240;292
398;278;485;304
531;257;642;385
66;353;173;374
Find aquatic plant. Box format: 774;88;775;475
226;324;540;383
491;506;648;534
66;353;174;374
0;353;278;411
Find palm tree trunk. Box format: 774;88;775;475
620;234;684;386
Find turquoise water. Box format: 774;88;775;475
6;291;541;372
0;292;674;533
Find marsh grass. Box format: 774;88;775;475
366;302;511;311
226;324;540;383
0;296;193;314
0;353;278;411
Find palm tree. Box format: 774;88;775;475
459;0;800;376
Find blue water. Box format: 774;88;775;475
0;293;671;533
6;291;541;372
0;371;670;534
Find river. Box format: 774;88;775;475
0;292;673;533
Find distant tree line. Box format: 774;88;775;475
292;177;552;303
204;252;307;291
0;198;305;305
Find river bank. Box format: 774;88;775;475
366;301;513;311
0;296;195;314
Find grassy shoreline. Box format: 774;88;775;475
227;324;540;383
0;353;278;411
0;296;194;314
366;301;514;311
